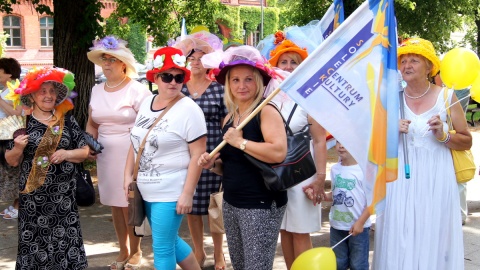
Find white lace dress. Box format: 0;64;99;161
374;89;464;270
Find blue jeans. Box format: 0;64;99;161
330;227;370;270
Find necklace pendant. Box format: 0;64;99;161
192;92;198;98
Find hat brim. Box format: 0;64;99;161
269;47;308;67
21;81;68;108
87;50;138;78
215;64;271;86
174;38;214;55
146;67;191;84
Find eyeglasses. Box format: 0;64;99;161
157;73;185;84
100;57;119;64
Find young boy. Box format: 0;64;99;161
306;141;371;269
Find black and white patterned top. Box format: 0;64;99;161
181;81;228;214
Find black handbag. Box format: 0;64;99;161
75;163;96;207
244;104;316;191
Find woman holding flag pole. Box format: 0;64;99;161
257;29;328;269
374;38;471;269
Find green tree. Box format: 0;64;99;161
105;16;147;64
0;0;104;128
114;0;226;46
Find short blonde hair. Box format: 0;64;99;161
224;66;265;124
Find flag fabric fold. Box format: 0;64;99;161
319;0;345;39
280;0;399;214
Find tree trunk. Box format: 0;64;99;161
53;0;102;128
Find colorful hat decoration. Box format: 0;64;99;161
267;32;308;67
5;67;76;112
397;37;440;77
201;45;277;86
173;31;223;56
145;47;191;83
87;36;139;78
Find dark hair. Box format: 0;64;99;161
0;58;21;79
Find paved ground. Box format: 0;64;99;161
1;132;480;269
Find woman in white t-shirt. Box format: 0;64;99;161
124;47;207;270
0;58;23;220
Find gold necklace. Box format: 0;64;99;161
105;76;127;88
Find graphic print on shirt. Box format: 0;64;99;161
332;173;356;222
136;116;168;179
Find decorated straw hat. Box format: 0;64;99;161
5;66;75;111
87;36;138;78
397;37;440;77
145;47;191;83
201;45;276;86
173;31;223;56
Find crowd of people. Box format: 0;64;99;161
0;31;472;270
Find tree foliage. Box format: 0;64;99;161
114;0;226;46
0;0;104;128
105;16;147;64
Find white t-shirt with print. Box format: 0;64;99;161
329;163;371;230
130;95;207;202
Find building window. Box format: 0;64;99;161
2;16;22;47
40;17;54;47
252;25;261;47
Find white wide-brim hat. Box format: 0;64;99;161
87;36;138;78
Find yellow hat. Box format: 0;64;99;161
397;38;440;77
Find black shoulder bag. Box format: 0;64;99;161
244;104;316;191
65;115;96;207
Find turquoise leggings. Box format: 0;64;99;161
144;201;192;270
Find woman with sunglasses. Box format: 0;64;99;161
86;36;152;270
124;46;207;270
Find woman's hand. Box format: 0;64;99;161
302;179;326;206
427;114;445;140
86;149;98;161
13;134;29;150
399;119;411;134
176;193;193;215
223;127;244;149
124;175;133;201
50;149;70;164
197;152;219;170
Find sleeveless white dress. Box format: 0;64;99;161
373;89;464;270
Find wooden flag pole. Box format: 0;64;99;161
209;87;282;158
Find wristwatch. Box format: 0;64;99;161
239;139;248;151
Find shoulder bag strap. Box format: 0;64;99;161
443;88;453;131
286;103;298;125
133;94;184;180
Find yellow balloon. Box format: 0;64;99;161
191;25;209;34
440;48;480;90
470;73;480;103
291;247;337;270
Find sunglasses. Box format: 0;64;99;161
157;73;185;84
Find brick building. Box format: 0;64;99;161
0;0;117;68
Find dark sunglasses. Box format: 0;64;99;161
157;73;185;84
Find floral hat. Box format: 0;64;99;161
173;31;223;56
201;45;276;86
145;46;191;83
87;36;138;78
398;37;440;77
5;67;76;111
264;31;308;67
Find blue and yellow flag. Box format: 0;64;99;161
280;0;399;214
319;0;345;39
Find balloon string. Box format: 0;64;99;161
420;93;470;137
330;214;381;250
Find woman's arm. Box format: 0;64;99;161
177;136;207;215
50;145;89;164
0;98;22;116
222;105;287;163
306;116;328;200
123;144;135;200
5;134;28;166
447;94;472;150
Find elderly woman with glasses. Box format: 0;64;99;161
86;36;152;270
124;46;207;270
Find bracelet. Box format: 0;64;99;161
436;132;447;143
209;162;216;171
317;172;326;175
443;132;451;144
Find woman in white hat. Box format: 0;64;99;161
86;36;152;270
174;31;227;270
